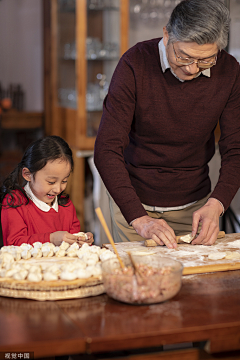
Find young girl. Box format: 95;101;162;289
0;135;94;247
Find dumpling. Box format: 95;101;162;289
42;246;54;257
33;242;43;249
20;243;33;251
13;269;28;281
55;248;66;258
42;242;55;250
68;242;79;251
60;271;77;281
0;252;15;269
86;253;99;266
30;247;42;258
21;249;31;260
59;241;70;251
43;272;58;281
27;272;42;282
73;232;88;240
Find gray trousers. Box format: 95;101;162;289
108;192;210;242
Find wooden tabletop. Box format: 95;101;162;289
0;270;240;358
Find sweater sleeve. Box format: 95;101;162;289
210;63;240;210
94;53;147;224
1;205;51;246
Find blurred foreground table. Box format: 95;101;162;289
0;270;240;359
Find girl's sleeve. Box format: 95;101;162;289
68;201;81;234
1;206;50;246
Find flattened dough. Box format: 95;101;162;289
208;252;226;260
225;251;240;260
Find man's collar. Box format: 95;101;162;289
158;38;211;82
24;182;59;212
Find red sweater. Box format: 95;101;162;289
1;192;80;246
94;38;240;224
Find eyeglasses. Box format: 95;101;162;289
172;43;217;69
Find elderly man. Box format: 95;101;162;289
94;0;240;249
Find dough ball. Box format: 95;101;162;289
208;252;226;260
30;248;42;258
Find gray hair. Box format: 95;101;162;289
166;0;230;50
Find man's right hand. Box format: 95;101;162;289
131;215;177;249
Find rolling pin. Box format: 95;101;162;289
144;230;225;247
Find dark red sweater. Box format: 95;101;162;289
1;192;80;246
94;38;240;224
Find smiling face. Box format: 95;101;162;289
22;158;71;205
163;27;218;81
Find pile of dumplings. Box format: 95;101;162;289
0;242;117;282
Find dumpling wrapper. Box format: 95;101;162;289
208;252;226;260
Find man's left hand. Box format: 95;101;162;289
191;198;223;245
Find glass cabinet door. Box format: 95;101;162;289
52;0;126;149
57;0;77;109
86;0;121;137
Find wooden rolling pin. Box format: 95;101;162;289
144;231;225;247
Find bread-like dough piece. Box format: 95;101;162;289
66;250;78;258
81;243;90;251
9;249;21;261
45;264;61;275
59;241;70;251
75;268;92;279
225;251;240;259
29;265;42;273
42;242;55;250
208;252;226;260
100;250;117;262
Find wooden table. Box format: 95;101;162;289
0;270;240;360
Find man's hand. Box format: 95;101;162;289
191;198;223;246
131;215;177;249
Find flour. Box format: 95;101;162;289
226;240;240;248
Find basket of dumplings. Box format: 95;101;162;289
0;239;117;301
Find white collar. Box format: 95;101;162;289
158;38;211;82
24;182;59;212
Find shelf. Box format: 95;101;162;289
1;110;44;129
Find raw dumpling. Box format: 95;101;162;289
208;252;226;260
30;247;42;258
42;246;54;257
21;249;31;260
69;242;79;251
33;242;43;249
43;272;58;281
55;248;66;258
225;251;240;259
73;232;88;240
60;271;77;281
20;243;33;251
27;272;42;282
59;241;70;251
0;253;15;270
13;269;28;281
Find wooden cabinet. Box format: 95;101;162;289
44;0;129;227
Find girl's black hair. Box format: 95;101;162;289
0;135;74;208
